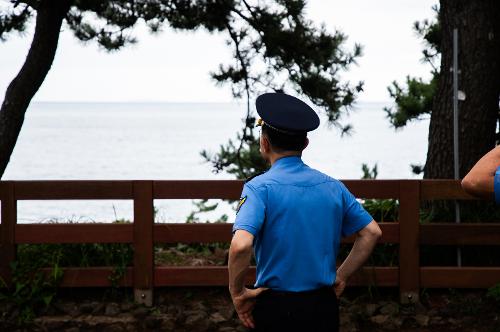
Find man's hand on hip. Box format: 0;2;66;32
231;287;268;329
333;274;347;298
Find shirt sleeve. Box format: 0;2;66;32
494;166;500;204
232;183;266;236
340;183;374;237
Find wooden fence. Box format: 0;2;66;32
1;180;500;305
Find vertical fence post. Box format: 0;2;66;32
398;180;420;303
0;181;17;287
133;181;154;306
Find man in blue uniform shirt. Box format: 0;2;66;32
462;146;500;203
228;93;382;331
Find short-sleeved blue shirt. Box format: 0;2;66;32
233;156;373;292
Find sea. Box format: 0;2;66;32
2;101;429;223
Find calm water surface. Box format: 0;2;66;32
3;102;429;223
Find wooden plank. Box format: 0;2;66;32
420;223;500;245
348;267;399;287
40;267;133;287
154;266;253;286
154;223;233;243
398;180;420;303
420;179;477;200
16;223;133;244
378;223;400;244
34;266;500;289
0;182;16;286
154;266;397;287
0;225;3;283
341;180;400;199
421;267;500;288
14;181;133;200
154;222;400;244
133;181;154;305
7;180;403;200
154;180;243;199
341;223;399;244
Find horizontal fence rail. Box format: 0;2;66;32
1;179;500;305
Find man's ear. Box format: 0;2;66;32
261;134;271;153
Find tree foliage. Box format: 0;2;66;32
202;0;364;178
0;4;32;41
384;5;440;128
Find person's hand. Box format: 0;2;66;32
230;287;268;329
333;274;347;298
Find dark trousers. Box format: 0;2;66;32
252;287;339;332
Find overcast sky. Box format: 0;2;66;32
0;0;437;103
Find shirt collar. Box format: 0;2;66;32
271;155;303;170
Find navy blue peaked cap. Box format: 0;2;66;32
256;93;320;133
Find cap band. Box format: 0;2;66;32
257;118;304;135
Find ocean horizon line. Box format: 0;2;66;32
28;99;393;105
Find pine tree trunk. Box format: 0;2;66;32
0;0;71;178
425;0;500;180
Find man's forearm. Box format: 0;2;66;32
462;146;500;199
337;232;379;281
228;246;253;296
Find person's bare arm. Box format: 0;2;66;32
229;230;254;295
334;220;382;297
228;230;267;329
461;146;500;200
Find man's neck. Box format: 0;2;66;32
268;152;302;166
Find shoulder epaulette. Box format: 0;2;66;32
245;171;266;183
